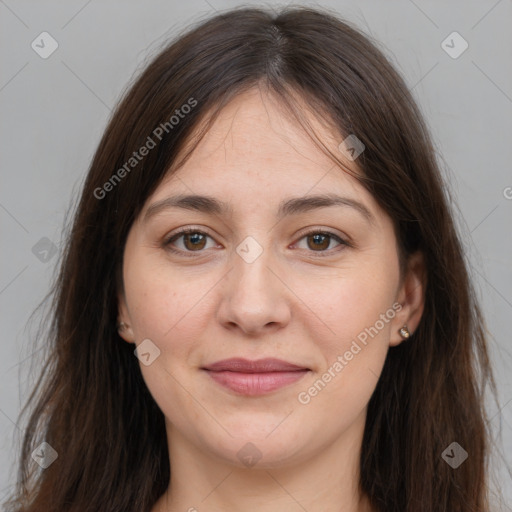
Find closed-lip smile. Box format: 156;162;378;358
202;357;310;395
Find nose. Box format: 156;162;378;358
216;241;292;337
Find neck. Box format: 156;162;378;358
154;411;373;512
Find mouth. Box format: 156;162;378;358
201;358;311;396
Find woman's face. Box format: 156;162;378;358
118;88;423;468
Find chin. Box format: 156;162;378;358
206;428;312;470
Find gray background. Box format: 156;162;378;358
1;0;511;508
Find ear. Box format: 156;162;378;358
390;250;427;347
117;290;135;344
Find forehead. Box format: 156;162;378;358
148;88;374;213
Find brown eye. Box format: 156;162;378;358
306;233;331;251
182;232;207;251
165;229;217;255
295;230;348;255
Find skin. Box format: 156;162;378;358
118;87;425;512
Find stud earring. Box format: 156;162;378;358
399;325;411;339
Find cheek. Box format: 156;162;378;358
312;262;398;347
123;258;216;432
123;253;212;342
300;259;398;403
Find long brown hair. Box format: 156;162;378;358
5;6;497;512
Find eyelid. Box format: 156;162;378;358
294;226;352;245
164;226;212;241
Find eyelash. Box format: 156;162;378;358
163;227;351;258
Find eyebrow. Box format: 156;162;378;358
143;193;375;225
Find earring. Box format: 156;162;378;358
399;325;411;339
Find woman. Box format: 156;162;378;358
5;6;497;512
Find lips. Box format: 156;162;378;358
203;357;309;373
202;358;310;395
